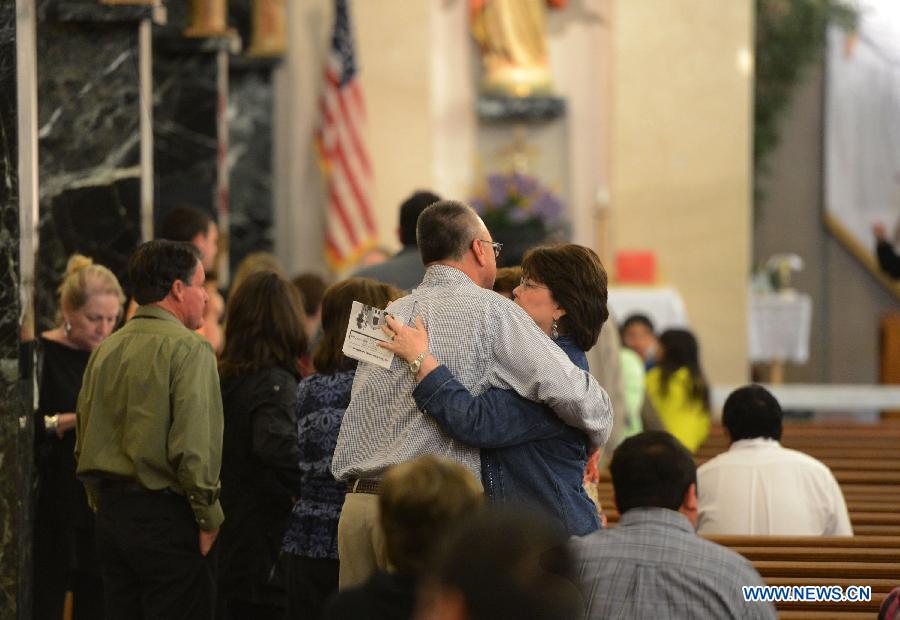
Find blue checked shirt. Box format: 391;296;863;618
331;265;612;481
571;508;777;619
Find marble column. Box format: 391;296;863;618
154;3;237;277
226;0;277;272
153;44;223;220
228;59;277;272
35;1;157;332
0;2;36;617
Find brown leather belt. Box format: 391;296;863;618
347;478;382;494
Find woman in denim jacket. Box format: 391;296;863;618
382;244;608;536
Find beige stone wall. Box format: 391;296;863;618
274;0;434;275
355;1;434;252
610;0;754;385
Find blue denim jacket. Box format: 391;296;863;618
413;335;600;536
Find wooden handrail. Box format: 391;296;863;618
731;547;900;562
752;561;900;578
705;535;900;548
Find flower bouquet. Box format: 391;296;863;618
470;172;565;266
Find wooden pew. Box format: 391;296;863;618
706;535;900;548
707;536;900;617
599;505;900;530
729;547;898;563
779;613;876;619
672;424;899;617
749;562;894;615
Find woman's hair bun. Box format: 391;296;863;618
64;254;94;278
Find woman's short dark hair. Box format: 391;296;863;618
313;277;404;375
657;329;710;411
129;240;200;305
416;200;482;265
722;384;783;441
521;244;609;351
218;271;308;379
610;431;697;514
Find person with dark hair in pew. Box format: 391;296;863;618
697;384;853;536
571;431;776;619
417;509;583;620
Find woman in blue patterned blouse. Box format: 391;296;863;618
282;277;403;619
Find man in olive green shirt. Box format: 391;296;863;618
75;240;223;619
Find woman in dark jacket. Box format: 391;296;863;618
217;271;308;619
382;244;609;536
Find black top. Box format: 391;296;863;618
35;336;93;531
33;334;96;614
322;572;418;620
217;364;302;605
37;336;91;422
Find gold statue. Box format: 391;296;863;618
469;0;566;97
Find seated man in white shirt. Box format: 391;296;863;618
697;385;852;536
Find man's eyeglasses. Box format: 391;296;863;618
477;239;503;259
519;277;550;291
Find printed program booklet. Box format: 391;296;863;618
341;301;398;369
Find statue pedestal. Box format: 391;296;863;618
477;94;566;123
474;95;571;260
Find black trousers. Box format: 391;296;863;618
96;489;216;620
284;555;339;620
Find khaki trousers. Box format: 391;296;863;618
336;492;388;589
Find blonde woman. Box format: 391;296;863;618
35;255;124;620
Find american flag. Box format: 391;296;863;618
318;0;377;271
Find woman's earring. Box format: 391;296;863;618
551;319;559;340
64;321;72;335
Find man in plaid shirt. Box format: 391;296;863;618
332;200;612;587
571;431;776;619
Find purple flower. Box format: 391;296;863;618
471;172;564;228
532;190;563;223
487;174;509;206
512;173;538;197
509;203;531;223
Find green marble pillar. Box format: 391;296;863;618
0;2;36;618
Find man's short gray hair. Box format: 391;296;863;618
416;200;484;264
